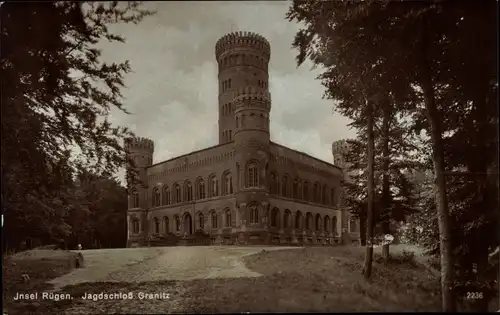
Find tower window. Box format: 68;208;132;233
246;162;259;188
228;79;232;89
132;219;140;234
132;191;139;208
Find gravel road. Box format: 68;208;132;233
49;246;299;290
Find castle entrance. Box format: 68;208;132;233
183;213;193;235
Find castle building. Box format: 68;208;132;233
126;32;359;247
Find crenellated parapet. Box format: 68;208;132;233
215;31;271;60
125;137;154;154
332;139;351;155
332;139;353;172
232;86;271;112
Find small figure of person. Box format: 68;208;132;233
77;244;82;250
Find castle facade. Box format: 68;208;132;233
126;32;359;247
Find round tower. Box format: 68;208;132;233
332;139;350;170
124;137;154;209
215;31;271;144
124;137;154;247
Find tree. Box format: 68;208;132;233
341;105;421;259
286;0;419;280
68;172;128;249
1;2;154;249
287;0;496;310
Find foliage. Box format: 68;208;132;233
287;0;498;311
1;1;154;249
67;173;128;249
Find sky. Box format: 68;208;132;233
99;1;355;179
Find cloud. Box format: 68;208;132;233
100;1;355;181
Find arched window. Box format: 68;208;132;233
228;78;232;89
152;187;160;207
211;211;218;229
303;181;310;201
271;208;279;228
132;191;139;208
313;182;320;202
132;219;140;234
225;209;231;227
331;188;337;206
269;173;277;194
153;217;160;234
284;210;291;229
208;174;218;197
174;183;181;203
198;213;204;230
222;171;233;195
246;162;259;188
281;176;289;197
322;185;328;204
350;218;358;233
315;214;321;231
162;186;170;205
324;216;330;232
184;181;193;201
249;203;259;224
163;216;169;234
175;215;180;232
293;178;300;199
306;213;313;231
196;178;206;200
332;216;338;235
295;211;302;229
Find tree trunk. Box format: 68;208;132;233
420;14;455;312
359;209;367;246
423;81;455;312
363;99;375;279
381;103;391;264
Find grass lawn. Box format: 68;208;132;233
3;245;442;314
181;246;441;313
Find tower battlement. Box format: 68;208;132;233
232;86;271;104
215;31;270;60
124;137;154;153
332;139;350;154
